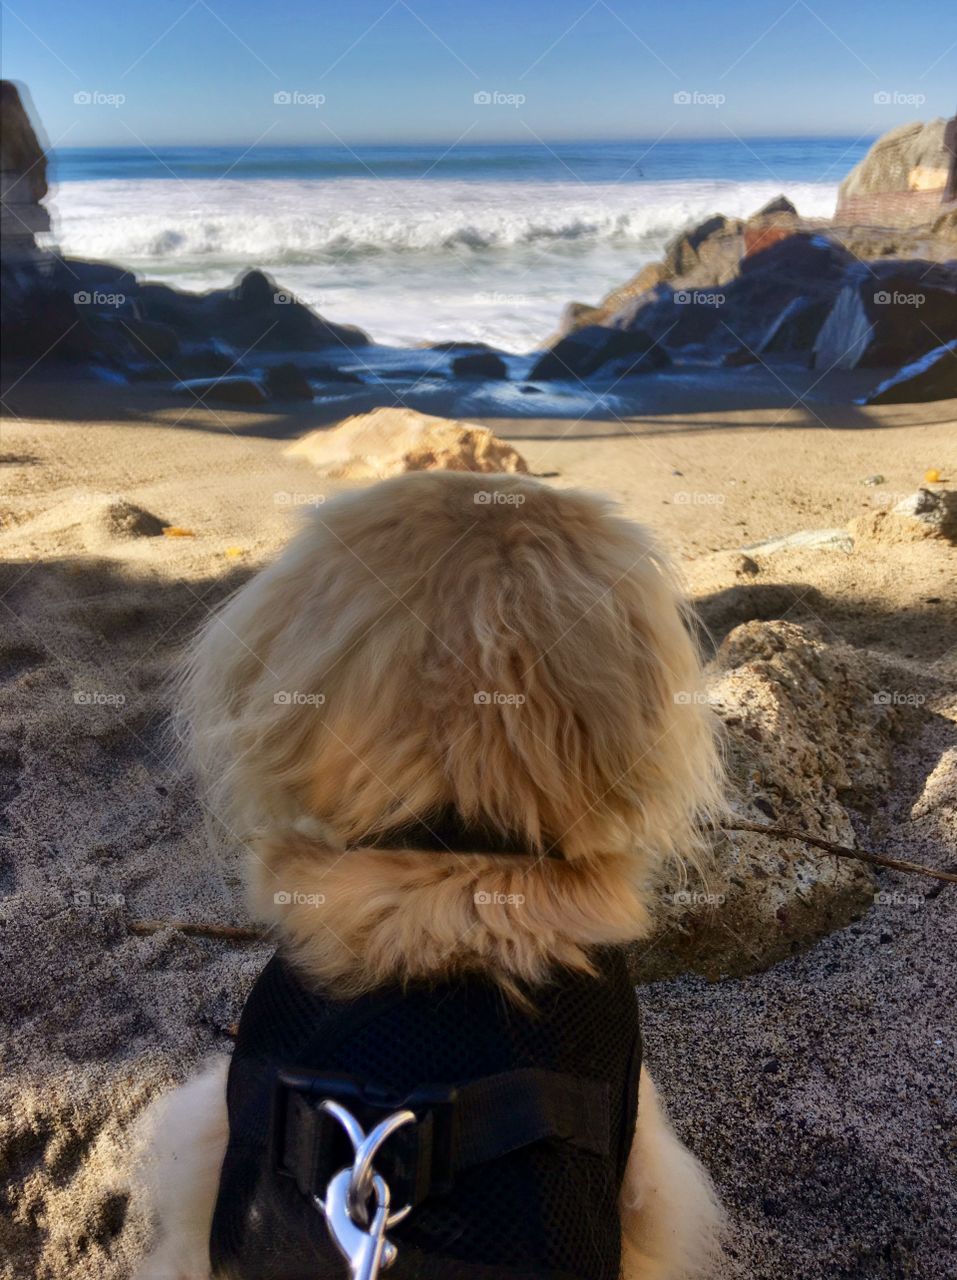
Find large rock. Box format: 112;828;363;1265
611;233;853;360
264;361;315;401
663;213;743;278
862;340;957;404
529;325;669;380
743;196;801;257
0;80;49;262
285;408;528;480
631;620;918;983
451;351;508;379
812;261;957;370
839;118;950;201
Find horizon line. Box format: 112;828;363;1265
51;131;881;151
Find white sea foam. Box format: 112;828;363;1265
45;177;839;350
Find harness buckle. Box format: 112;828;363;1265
273;1070;459;1206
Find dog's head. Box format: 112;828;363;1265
181;471;721;993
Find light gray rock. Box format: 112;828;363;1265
630;620;921;983
839;118;949;201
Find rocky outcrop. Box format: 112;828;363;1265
546;140;956;385
285;408;528;480
862;340;957;404
836;118;955;229
2;259;370;386
609;233;853;362
839;119;950;202
143;270;369;354
0;81;49;262
631;620;920;983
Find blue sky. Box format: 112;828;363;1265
3;0;955;146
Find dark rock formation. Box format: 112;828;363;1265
754;194;798;217
608;233;853;361
264;361;315;401
451;351;508;379
812;260;957;370
862;341;957;404
134;270;369;355
529;325;670;381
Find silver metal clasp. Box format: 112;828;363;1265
313;1100;415;1280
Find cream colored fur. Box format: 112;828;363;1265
135;471;724;1277
133;1059;229;1280
620;1069;725;1279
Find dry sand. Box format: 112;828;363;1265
1;380;955;1279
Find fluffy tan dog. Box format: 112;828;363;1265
135;470;724;1280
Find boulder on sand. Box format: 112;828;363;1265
264;361;314;401
451;351;509;379
285;408;528;480
630;620;918;983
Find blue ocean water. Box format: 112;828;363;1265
45;137;872;349
52;137;867;185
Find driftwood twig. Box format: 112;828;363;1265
721;820;957;886
128;919;267;941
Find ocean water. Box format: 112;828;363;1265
45;138;871;351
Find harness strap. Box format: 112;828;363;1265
274;1068;610;1209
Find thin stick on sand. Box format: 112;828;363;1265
721;820;957;885
127;919;267;941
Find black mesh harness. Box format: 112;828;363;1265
209;827;642;1280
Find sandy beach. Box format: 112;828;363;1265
1;379;955;1279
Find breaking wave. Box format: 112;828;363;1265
49;177;838;265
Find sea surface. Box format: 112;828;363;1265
45;138;872;351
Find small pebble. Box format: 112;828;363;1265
862;475;885;486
